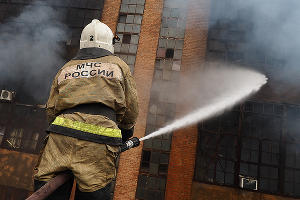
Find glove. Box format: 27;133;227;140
120;127;134;144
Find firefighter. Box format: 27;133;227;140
34;19;139;200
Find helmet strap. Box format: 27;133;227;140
113;35;120;45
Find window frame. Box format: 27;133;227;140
194;101;300;198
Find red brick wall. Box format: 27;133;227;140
165;0;211;200
113;0;164;199
101;0;121;34
192;182;299;200
0;148;38;191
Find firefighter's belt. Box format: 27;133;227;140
47;117;122;145
60;103;116;123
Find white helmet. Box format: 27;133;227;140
80;19;114;53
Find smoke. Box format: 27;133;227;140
177;63;267;114
0;1;68;104
141;64;267;141
209;0;300;95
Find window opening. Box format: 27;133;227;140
159;164;169;175
7;128;23;149
118;14;126;23
166;48;174;58
122;34;131;44
141;150;151;170
0;125;5;145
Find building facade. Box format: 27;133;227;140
0;0;299;199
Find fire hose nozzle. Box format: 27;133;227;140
120;137;140;152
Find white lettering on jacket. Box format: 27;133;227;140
57;62;123;84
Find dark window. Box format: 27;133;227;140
159;164;168;175
261;140;279;165
122;34;131;44
260;166;278;192
118;14;126;23
284;105;300;196
141;150;151;171
2;126;44;154
195;101;300;198
159;153;169;175
195;131;238;185
0;125;5;146
195;110;239;186
6;128;24;149
165;48;174;58
241;138;259;163
240;108;281;193
284;169;300;196
0;104;47;154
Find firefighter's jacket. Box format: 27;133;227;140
46;48;139;145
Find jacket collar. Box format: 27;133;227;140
72;48;113;60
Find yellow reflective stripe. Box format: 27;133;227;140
52;117;121;138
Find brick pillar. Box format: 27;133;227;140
165;0;210;200
101;0;122;34
113;1;164;200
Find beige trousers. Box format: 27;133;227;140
34;133;119;192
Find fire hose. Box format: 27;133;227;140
26;137;140;200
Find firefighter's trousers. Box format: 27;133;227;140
34;133;119;198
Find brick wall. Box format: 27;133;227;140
101;0;122;34
165;0;210;200
192;182;299;200
113;0;164;199
135;0;189;198
0;149;38;191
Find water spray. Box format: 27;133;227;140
140;69;268;142
121;71;267;149
120;69;267;147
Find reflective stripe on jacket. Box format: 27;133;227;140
47;117;122;145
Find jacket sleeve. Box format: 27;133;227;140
118;70;139;130
46;78;59;124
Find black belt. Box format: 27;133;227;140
60;103;116;123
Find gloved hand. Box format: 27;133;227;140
120;127;134;144
120;137;140;152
